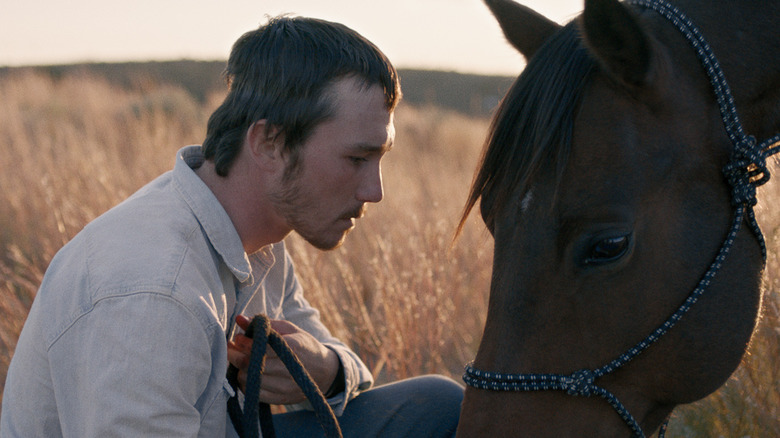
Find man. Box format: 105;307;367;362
1;16;462;437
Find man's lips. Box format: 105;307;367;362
340;205;366;221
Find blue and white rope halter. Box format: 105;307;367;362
463;0;780;437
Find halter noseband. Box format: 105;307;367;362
463;1;780;436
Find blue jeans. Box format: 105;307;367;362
274;375;463;437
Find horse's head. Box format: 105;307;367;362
458;0;779;435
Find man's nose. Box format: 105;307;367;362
357;165;384;203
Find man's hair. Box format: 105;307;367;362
202;15;402;177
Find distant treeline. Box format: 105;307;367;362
0;60;515;117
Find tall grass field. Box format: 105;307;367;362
1;70;778;436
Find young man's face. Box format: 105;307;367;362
271;76;395;250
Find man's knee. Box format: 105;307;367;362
357;375;462;436
292;375;462;437
404;374;464;404
384;374;463;422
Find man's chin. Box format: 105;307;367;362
300;231;349;251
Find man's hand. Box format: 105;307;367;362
227;315;341;405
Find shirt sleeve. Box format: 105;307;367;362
47;292;223;437
276;248;374;416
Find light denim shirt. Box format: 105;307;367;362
1;145;373;437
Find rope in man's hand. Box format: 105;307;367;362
227;314;343;438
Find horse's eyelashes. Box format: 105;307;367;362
584;234;632;266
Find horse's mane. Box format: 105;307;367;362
458;21;595;234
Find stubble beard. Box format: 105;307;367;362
272;175;352;251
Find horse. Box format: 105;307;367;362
456;0;780;436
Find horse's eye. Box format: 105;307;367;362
584;235;631;266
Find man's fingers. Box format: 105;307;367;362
237;369;247;393
238;316;298;336
269;319;300;335
231;334;253;353
233;353;304;404
235;314;252;331
227;346;249;369
257;374;306;405
231;316;319;405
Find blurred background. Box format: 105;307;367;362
1;0;583;75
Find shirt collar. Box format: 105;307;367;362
172;145;258;284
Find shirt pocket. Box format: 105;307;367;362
198;379;235;437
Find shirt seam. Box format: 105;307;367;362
45;288;212;353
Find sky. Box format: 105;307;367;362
1;0;584;76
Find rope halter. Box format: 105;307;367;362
463;1;780;437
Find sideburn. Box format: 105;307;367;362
281;147;304;183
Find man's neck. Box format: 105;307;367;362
194;159;291;254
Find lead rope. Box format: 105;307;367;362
227;314;343;438
463;0;780;437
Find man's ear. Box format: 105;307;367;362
246;120;284;170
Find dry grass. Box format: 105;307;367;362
0;71;217;398
0;71;778;436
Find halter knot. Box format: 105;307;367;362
561;369;596;397
722;134;768;207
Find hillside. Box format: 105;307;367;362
0;60;516;117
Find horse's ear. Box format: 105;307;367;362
581;0;654;88
484;0;562;60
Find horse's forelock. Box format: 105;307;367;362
460;22;595;232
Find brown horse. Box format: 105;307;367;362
456;0;780;436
